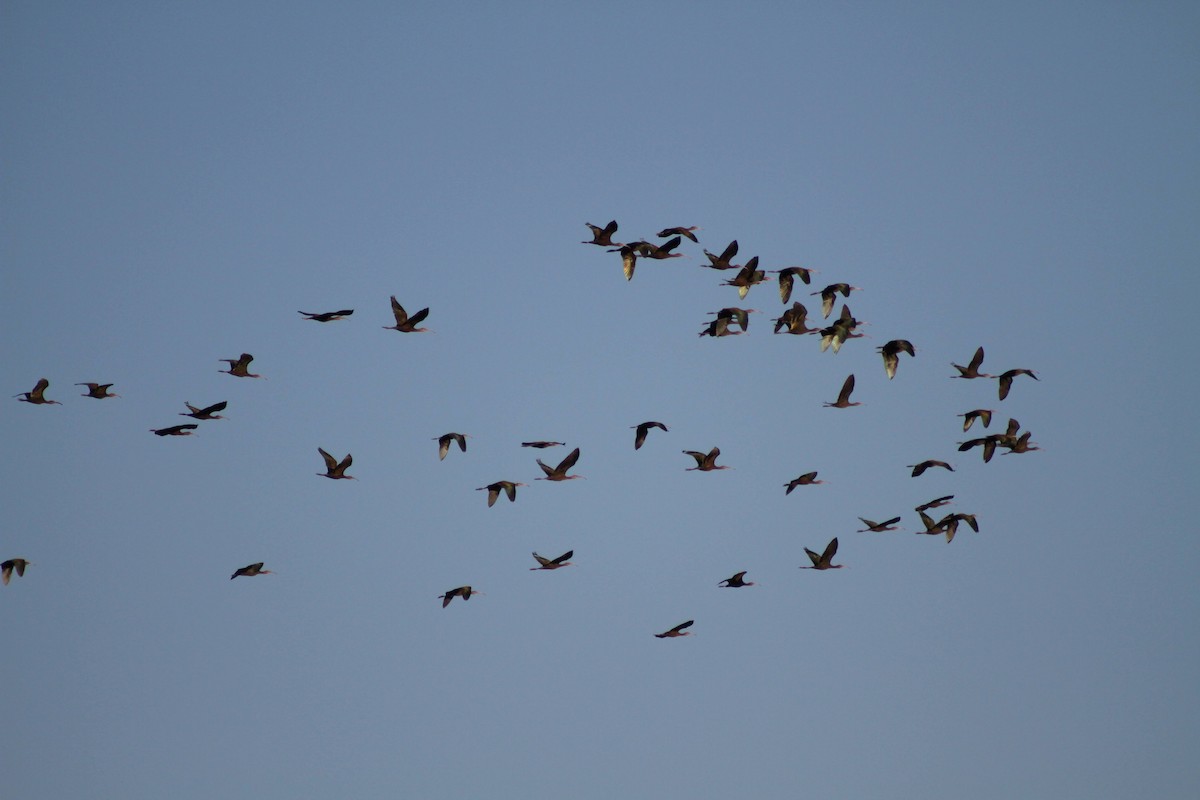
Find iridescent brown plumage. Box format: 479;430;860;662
812;283;861;318
657;226;699;242
298;309;354;322
632;421;668;450
800;537;843;570
654;620;694;638
824;374;861;408
959;409;994;432
878;339;916;379
536;447;583;481
439;585;484;607
150;424;198;436
1;558;31;585
701;240;739;270
383;296;431;333
908;460;954;477
219;353;262;378
773;267;817;303
583;220;620;246
181;400;227;420
857;517;901;533
435;432;469;460
317;448;355;480
477;481;526;507
683;447;729;471
530;551;574;570
718;571;755;588
15;378;60;405
521;441;565;449
784;472;824;494
76;382;119;399
996;368;1039;401
722;256;770;299
951;347;991;379
231;562;272;580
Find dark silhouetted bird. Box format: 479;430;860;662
632;421;668;450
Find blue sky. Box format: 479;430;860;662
3;3;1198;798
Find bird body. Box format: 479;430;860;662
824;374;861;408
632;421;668;450
1;558;31;585
583;220;620;246
951;347;991;379
702;240;739;270
440;585;483;607
655;620;694;638
521;441;565;449
719;571;754;588
879;339;916;379
181;400;227;420
383;296;431;333
15;378;60;405
996;368;1038;401
231;562;272;579
77;382;118;399
908;460;954;477
812;283;860;318
435;432;469;460
857;517;902;533
531;550;574;570
536;447;583;481
801;537;843;570
785;472;824;494
657;226;699;242
220;353;262;378
684;447;729;471
317;448;355;479
477;481;525;507
150;424;198;436
298;309;354;322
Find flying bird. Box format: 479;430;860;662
958;436;1002;463
435;432;469;460
784;472;824;494
857;517;902;533
722;256;770;299
530;551;574;570
773;302;819;335
298;309;354;322
150;424;198;436
76;382;119;399
317;448;355;480
439;585;483;607
701;239;739;270
536;447;583;481
683;447;729;471
220;353;262;378
657;226;700;242
383;296;431;333
823;374;861;408
800;537;843;570
583;220;620;247
707;307;757;332
996;368;1039;401
1001;431;1041;454
641;236;685;259
698;315;744;338
654;620;695;638
915;495;954;513
1;559;31;585
959;409;994;432
14;378;60;405
632;421;668;450
521;441;565;449
908;460;954;477
180;401;227;420
878;339;916;379
819;304;865;353
718;571;755;588
951;346;991;379
231;562;272;580
610;243;639;280
477;481;526;507
773;267;818;303
812;283;861;318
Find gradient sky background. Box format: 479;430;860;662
3;3;1198;798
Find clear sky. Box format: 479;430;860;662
3;3;1198;798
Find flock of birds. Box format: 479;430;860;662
9;219;1040;639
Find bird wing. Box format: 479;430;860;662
201;401;228;415
671;620;695;634
487;486;500;507
969;346;985;372
998;374;1012;400
536;459;555;477
620;247;637;280
337;453;353;473
778;270;794;303
318;448;338;472
556;447;581;473
390;296;408;325
683;450;706;466
408;307;430;326
804;548;821;567
551;550;574;565
822;537;839;563
532;552;551;567
438;436;451;460
838;374;856;404
503;482;518;502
